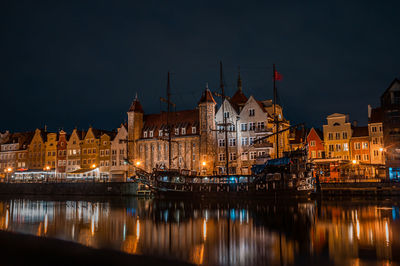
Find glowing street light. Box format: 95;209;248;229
379;148;384;152
6;167;12;173
135;161;141;166
202;161;206;166
45;166;50;171
91;164;96;169
352;160;357;165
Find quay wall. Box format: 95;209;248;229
0;182;139;196
320;182;400;197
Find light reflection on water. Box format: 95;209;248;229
0;198;399;265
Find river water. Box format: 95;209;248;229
0;197;398;265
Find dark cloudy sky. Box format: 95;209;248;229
1;0;399;132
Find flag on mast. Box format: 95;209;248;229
274;70;283;81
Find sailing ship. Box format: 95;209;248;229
133;63;314;197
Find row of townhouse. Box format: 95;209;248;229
0;73;298;178
301;78;400;179
0;126;130;181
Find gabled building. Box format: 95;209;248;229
110;124;129;181
0;132;34;173
66;129;84;173
306;128;324;160
27;129;46;170
350;126;370;163
44;132;58;170
56;130;68;178
323;113;352;160
380;78;400;180
368;106;384;165
98;131;115;179
215;74;275;174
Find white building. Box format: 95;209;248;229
215;75;274;174
110;124;129;181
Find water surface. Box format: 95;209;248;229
0;197;398;265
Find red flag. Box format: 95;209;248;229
274;70;282;81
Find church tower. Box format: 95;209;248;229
198;84;216;175
127;95;144;164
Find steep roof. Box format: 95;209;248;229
128;98;144;113
198;88;216;104
230;89;248;107
352;126;369;138
142;109;199;137
2;132;35;149
91;129;116;139
381;78;400;99
369;107;383;123
307;127;323;141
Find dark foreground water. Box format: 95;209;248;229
0;197;398;265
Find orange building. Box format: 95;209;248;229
306;128;325;160
350;126;373;177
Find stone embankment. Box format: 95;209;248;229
0;182;138;196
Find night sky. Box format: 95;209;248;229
1;0;399;133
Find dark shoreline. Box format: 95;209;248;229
0;230;193;266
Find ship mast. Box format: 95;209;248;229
167;72;172;169
273;64;279;158
160;72;175;169
220;61;229;175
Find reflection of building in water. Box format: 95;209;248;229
312;205;400;263
0;199;300;266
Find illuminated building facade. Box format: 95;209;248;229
323;113;352;160
306;127;325;159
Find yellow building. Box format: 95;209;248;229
323;113;352;160
266;104;291;158
44;132;57;170
99;132;114;179
27;129;46;170
66;129;84;173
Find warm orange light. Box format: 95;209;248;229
379;148;384;152
91;164;96;168
45;166;50;170
352;160;357;165
136;161;141;166
202;161;206;166
6;167;12;172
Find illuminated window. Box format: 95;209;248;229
343;143;349;151
192;127;196;134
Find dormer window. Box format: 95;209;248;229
249;109;255;116
181;128;186;135
143;131;148;138
175;128;179;135
192;127;196;134
149;131;154;137
159;130;163;136
224;112;230;118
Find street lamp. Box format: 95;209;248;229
5;167;12;183
202;161;206;166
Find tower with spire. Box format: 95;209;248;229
127;95;144;163
198;83;216;175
